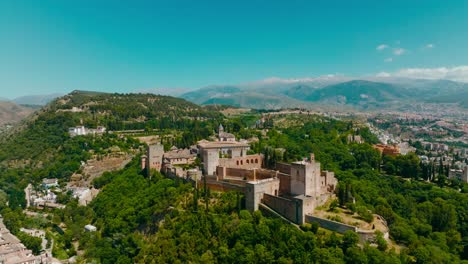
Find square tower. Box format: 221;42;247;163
147;144;164;172
290;155;321;197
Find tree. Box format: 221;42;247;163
342;231;359;251
375;231;388;252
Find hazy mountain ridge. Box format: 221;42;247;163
13;93;63;106
179;78;468;109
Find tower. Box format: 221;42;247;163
290;154;321;197
218;124;224;140
147;144;164;172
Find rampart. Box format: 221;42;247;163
305;215;357;233
262;194;300;223
205;181;245;192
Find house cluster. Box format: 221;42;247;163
142;125;338;224
68;126;106;137
141;142;201;181
419;154;468;183
24;179;65;209
448;167;468;183
420;141;449;152
0;218;49;264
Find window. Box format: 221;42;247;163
236;161;239;165
247;159;250;164
255;159;258;163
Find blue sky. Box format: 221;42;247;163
1;0;467;98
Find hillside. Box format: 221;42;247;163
0;91;223;166
0;101;35;126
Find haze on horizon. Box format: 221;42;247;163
1;0;468;98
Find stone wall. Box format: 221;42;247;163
217;167;278;182
262;194;300;223
227;168;253;179
218;154;263;169
305;215;357;233
205;181;245;192
276;162;291;174
277;172;291;195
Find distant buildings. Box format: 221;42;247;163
420;141;449;152
42;178;58;189
0;218;49;264
68;126;106;137
448;166;468;183
373;144;400;156
347;134;364;144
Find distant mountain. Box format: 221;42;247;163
181;86;242;104
301;80;407;106
284;85;318;100
13;93;62;106
426;90;468;108
179;77;468;110
0;101;35;126
180;85;305;109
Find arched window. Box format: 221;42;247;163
246;159;250;164
236;161;239;165
255;159;258;164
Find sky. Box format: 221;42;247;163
1;0;468;98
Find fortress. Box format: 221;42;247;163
142;125;337;224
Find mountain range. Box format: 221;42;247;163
178;77;468;110
2;77;468;113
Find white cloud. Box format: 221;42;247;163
384;57;393;63
376;44;389;51
393;48;406;56
425;43;434;49
255;75;350;84
376;72;391;77
377;66;468;82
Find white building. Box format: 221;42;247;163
84;224;97;232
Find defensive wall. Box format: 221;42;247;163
305;215;358;233
262;193;301;224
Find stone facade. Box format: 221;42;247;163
146;144;164;172
245;178;280;211
198;141;250;176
